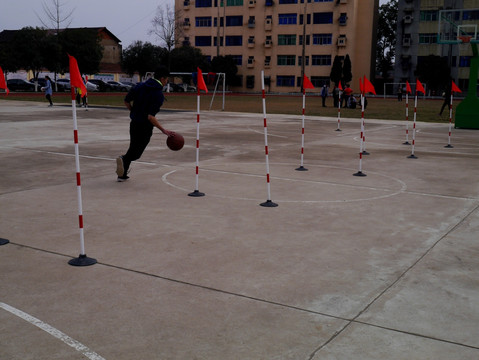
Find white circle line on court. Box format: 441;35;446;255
162;163;409;203
0;302;106;360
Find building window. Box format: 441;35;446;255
231;55;243;65
278;34;296;45
420;10;438;21
196;0;212;7
299;35;310;45
195;36;212;46
279;0;298;3
225;36;242;46
196;17;212;27
277;76;295;87
311;55;331;66
265;56;271;66
226;0;243;5
277;55;296;65
279;13;297;25
213;37;224;46
463;10;479;21
214;17;224;27
313;0;333;2
246;75;255;88
266;0;273;6
312;33;332;45
459;56;471;67
226;15;243;26
311;76;329;87
418;33;437;44
298;56;309;66
313;12;333;24
339;13;347;25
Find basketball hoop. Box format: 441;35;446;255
458;35;472;43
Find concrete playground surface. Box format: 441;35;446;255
1;99;478;359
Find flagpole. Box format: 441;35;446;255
445;92;454;148
408;91;418;159
296;86;308;171
403;90;410;145
260;70;278;207
189;74;205;197
68;86;97;267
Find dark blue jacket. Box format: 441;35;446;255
124;78;164;125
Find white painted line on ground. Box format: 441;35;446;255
0;302;106;360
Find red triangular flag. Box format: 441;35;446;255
0;66;9;95
364;76;376;95
68;54;86;97
405;81;412;94
303;74;314;89
416;79;425;95
338;80;343;91
451;80;462;93
197;67;208;93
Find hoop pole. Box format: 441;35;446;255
260;71;278;207
68;87;96;266
408;94;418;158
189;88;205;197
353;94;366;176
296;89;308;171
404;92;410;144
446;93;454;148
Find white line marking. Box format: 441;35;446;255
0;302;106;360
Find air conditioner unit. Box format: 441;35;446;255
265;39;272;47
403;15;413;24
248;0;256;7
402;37;411;46
337;37;346;46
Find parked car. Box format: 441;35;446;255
6;79;35;92
29;78;67;92
162;83;184;92
87;79;113;92
56;78;71;90
178;84;197;92
86;81;99;92
107;81;132;92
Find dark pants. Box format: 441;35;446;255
46;94;52;105
121;121;153;175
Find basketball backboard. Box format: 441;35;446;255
438;8;479;44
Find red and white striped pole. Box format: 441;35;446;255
408;92;418;159
353;94;366;177
403;92;410;145
188;85;205;197
260;71;278;207
296;88;308;171
68;87;96;266
445;92;454;148
336;93;342;131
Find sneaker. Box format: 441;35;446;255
116;156;124;177
117;175;129;182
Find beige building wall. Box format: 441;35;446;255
176;0;378;93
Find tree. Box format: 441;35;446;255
122;41;168;80
342;54;352;85
169;46;209;74
149;3;184;70
36;0;75;32
210;55;240;86
415;55;450;94
11;27;48;81
330;55;342;85
58;28;103;75
376;0;398;79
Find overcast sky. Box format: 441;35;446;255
1;0;175;48
2;0;388;48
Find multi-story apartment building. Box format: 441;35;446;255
394;0;479;93
175;0;379;93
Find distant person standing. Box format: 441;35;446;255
439;85;451;116
42;76;53;106
397;86;403;101
321;84;328;107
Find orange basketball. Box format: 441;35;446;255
166;132;185;151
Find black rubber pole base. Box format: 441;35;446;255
335;128;342;132
353;171;367;177
188;190;205;197
362;151;370;155
444;144;453;148
407;154;418;159
0;238;10;246
68;254;97;267
260;200;278;207
403;141;410;145
295;166;308;171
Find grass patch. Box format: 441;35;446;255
2;92;456;123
